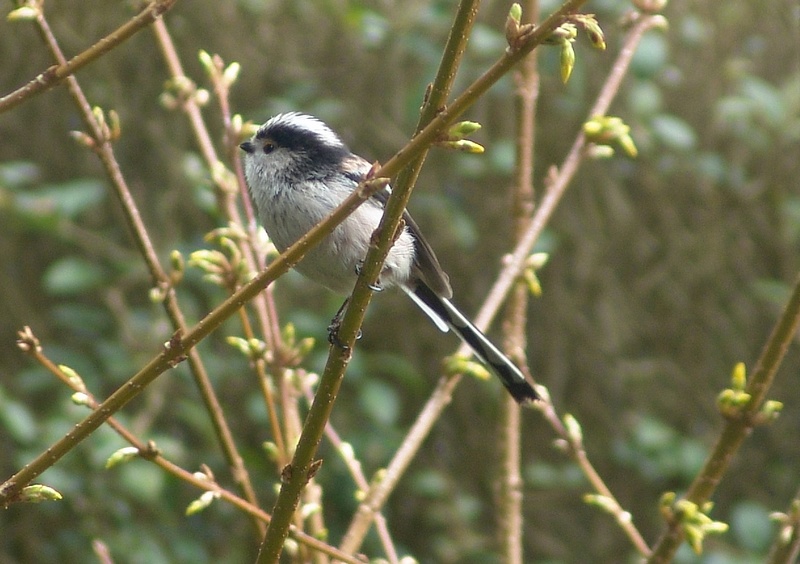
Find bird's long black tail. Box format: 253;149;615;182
404;283;539;404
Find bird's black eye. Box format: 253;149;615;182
263;142;275;154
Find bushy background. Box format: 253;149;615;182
1;0;799;562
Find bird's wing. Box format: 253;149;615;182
369;185;452;299
342;153;452;298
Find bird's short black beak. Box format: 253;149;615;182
240;141;255;154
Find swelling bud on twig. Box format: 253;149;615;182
105;446;141;469
676;500;729;555
574;14;606;50
444;354;491;381
438;139;485;153
583;115;638;157
543;22;578;44
505;3;536;51
160;75;203;109
542;24;578;83
659;495;729;555
521;252;549;296
226;336;268;361
70;392;92;407
189;230;250;289
7;5;40;21
19;484;62;504
437;121;484;153
222;62;241;87
59;364;86;391
760;400;783;421
716;362;758;418
198;50;240;88
634;0;668;14
560;42;576;83
563;413;583;444
770;501;800;546
169;249;185;284
505;3;522;47
447;120;482;139
583;494;630;524
16;326;41;353
90;106;121;144
186;490;220;516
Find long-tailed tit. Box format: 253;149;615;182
240;112;538;404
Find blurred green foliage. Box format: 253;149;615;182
1;0;799;562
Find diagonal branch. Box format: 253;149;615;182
338;12;662;555
12;328;364;563
16;2;267;535
0;0;178;113
0;173;387;506
649;270;800;562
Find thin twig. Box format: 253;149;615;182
0;0;178;113
767;487;800;564
340;11;655;555
23;4;268;536
536;401;652;556
0;174;387;506
259;0;487;559
150;18;288;469
497;0;541;559
11;328;364;564
649;270;800;562
469;11;662;342
312;396;400;563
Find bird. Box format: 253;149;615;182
240;112;538;404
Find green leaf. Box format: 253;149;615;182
650;114;697;150
43;256;106;296
0;386;38;442
630;33;669;77
15;179;104;220
0;161;40;188
358;379;400;427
